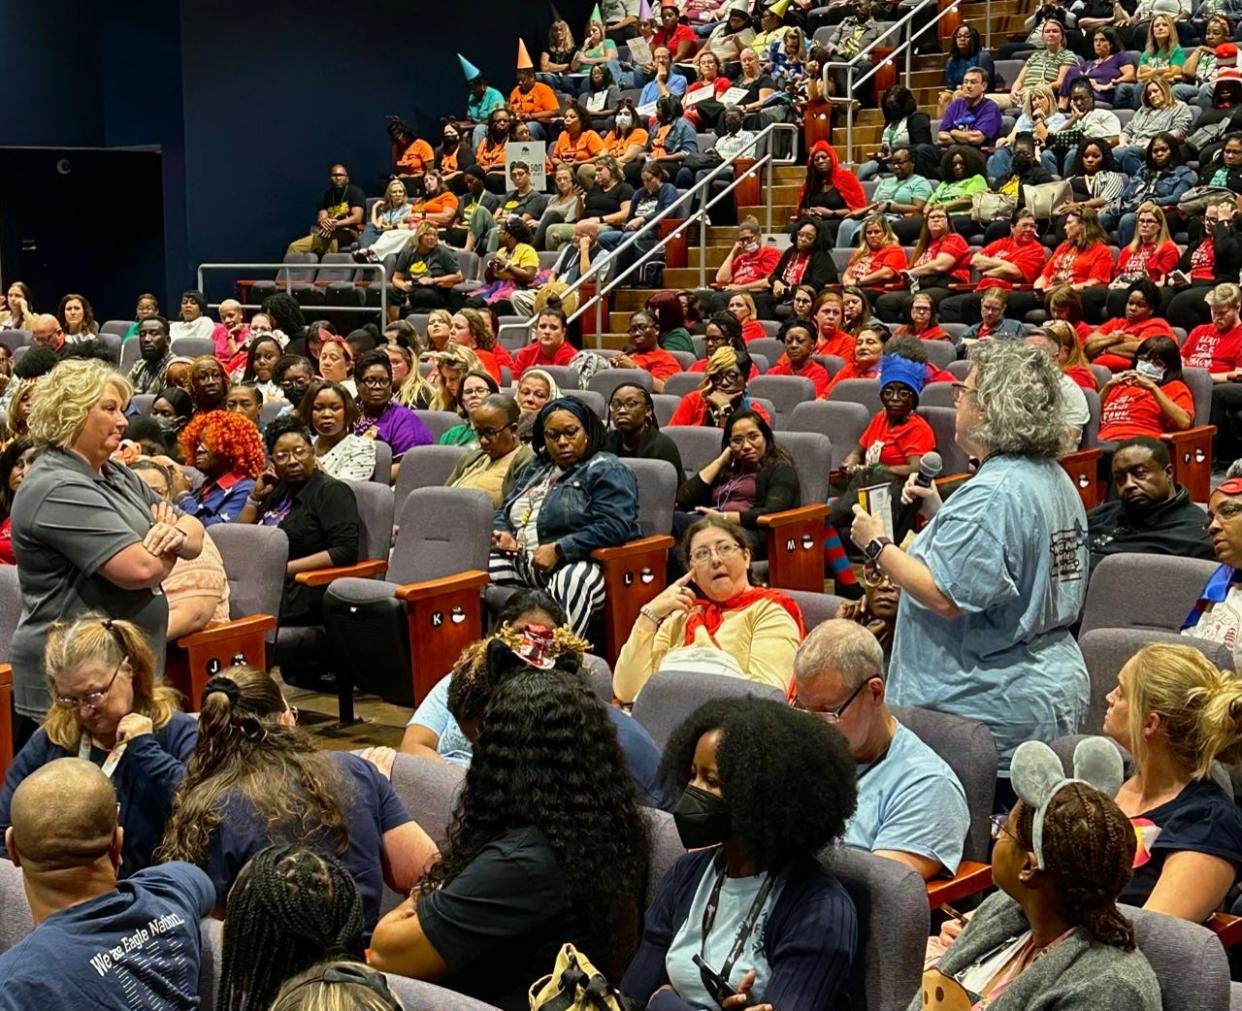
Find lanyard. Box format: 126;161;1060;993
699;853;776;983
79;733;128;780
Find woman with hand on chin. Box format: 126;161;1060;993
0;616;197;877
612;514;805;703
620;696;858;1011
668;346;772;428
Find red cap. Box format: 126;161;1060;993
1214;478;1242;497
1217;42;1239;59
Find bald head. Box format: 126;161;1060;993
794;618;884;692
9;758;118;871
30;314;64;351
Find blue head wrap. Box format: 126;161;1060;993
879;354;926;396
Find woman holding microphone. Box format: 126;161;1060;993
849;341;1089;780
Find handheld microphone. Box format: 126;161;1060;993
893;451;943;543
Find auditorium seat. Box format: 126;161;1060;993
393;444;470;505
631;669;786;749
788;400;869;470
413;410;468;441
1080;554;1220;636
748;374;815;428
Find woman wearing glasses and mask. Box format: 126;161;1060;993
612;514;806;704
236;415;360;628
0;615;197;877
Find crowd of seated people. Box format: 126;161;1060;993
10;1;1242;1007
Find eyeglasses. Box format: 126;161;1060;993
881;386;914;402
476;423;516;440
990;812;1018;842
272;445;311;464
688;542;744;565
861;561;895;587
55;656;125;713
728;431;765;449
629;322;656;334
611;398;647;412
360;376;391;389
792;677;876;724
951;381;977;404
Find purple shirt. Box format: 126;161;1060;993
941;96;1003;144
352;399;432;458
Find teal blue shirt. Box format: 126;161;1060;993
467;86;505;123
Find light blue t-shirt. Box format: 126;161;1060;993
639;73;689;105
888;455;1089;771
844;722;969;874
408;675;473;764
666;857;787;1011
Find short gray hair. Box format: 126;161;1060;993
968;340;1065;459
793;619;884;692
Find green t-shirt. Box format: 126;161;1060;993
659;327;695;354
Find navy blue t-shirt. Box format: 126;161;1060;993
203;751;410;930
0;861;213;1011
1120;779;1242;906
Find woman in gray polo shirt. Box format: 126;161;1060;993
9;360;204;746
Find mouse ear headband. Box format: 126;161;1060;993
1010;737;1123;870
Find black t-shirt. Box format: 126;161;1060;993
417;826;589;1011
394;243;461;281
1118;779;1242;907
583;181;635;219
603;427;684;475
804;186;846;212
500;188;550;220
739;73;777;104
319;183;367;220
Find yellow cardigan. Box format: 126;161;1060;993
611;599;801;703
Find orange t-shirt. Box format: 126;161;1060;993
412;191;459;217
553;129;604;163
509;82;560;118
475;140;507;171
602;128;649;158
816;330;856;360
397;139;434;173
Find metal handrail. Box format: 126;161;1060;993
548;120;799;342
818;0;945;86
820;0;970;166
197;261;388;320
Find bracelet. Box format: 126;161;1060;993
639;605;665;627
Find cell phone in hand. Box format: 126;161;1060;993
693;954;739;1005
1168;269;1190;286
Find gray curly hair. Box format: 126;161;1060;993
967;341;1066;459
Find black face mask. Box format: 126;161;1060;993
673;785;731;850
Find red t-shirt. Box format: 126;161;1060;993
1040;241;1113;288
843;245;908;286
1064;364;1098;391
1183;323;1242;374
668;390;772;427
513;340;576;378
766;359;831;399
741;320;767;343
631;347;683;382
474;348;504;385
653;23;697;51
1115;241;1180;284
729;246;782;286
858;411;936;468
977;237;1048;289
892;324;951;342
1099;380;1194;441
825;360;879;395
816;330;855;360
913;234;971;284
1189;236;1218;281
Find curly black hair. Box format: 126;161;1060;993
264;412;314;454
660;698;857;870
938;143;987;182
420;669;650;982
262;293;307;340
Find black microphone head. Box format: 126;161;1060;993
919;451;943;479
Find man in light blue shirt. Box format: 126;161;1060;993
638;47;689;107
793;619;969;879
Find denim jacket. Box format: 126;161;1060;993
497;451;641;563
1115;164;1197;214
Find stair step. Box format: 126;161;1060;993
689;246;746;268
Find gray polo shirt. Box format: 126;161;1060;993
9;447;170;718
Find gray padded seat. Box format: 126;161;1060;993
922;340;956;369
130;393;156;416
664;425;723;478
828;378;882;417
782;589;845;629
170;336;215;359
747;337;785;366
1080;553;1220;635
652;393;681;427
209;524;290;649
788;400;871;470
1126;904;1232;1011
630;669;786;748
748;374;816;429
917;405;971;474
536;365;582;391
563;387;607;418
393;444;470;506
587;367;653;404
662;372;703;398
413;410;468;441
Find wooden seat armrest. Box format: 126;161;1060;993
394;570;490;603
1161;425;1216;446
926;861;993;907
756;504;830;529
591;535;677;563
0;663;10;688
176;614;278;650
1161;424;1216;503
294;560;389;587
1208;912;1242;948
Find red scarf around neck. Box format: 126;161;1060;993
682;587;807;647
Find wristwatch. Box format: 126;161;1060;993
863;535;893;563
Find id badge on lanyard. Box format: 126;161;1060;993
80;734;128;780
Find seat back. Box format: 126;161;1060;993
370;439;393;483
919;383;954;409
349;481;396;562
390;754;467;849
663;372;703;398
1080;553;1220;635
170;336;215;358
828;378;882;417
623;458;679;537
587;368;652;404
781;589;845;629
0;566;18;665
563;387;606;418
385;976;507;1010
1082;387;1101;448
119;337;142;372
631;669;786;748
316;252;359;282
774;430;831;504
388;487;494;586
281;251;320;282
413;410;467;441
0;329;31;350
747;337;786;366
748;375;815;429
1183;367;1212;426
641;808;688;907
0;857;32;955
819;845;928;1011
394;444;470;506
788;400;870;470
664;425;724;478
1126;905;1232;1011
1079;627;1234;733
815;354;847;377
917;405;971;474
536;364;582;391
922;340;956;369
454;249;482;281
889;706;997;864
652;393;681;427
208;525;290;626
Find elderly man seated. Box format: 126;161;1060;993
1087;437;1216;574
792;618;969;879
0;759;215;1009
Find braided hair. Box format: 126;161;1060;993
1013;783;1138;950
218;844;365;1011
157;667;348;869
